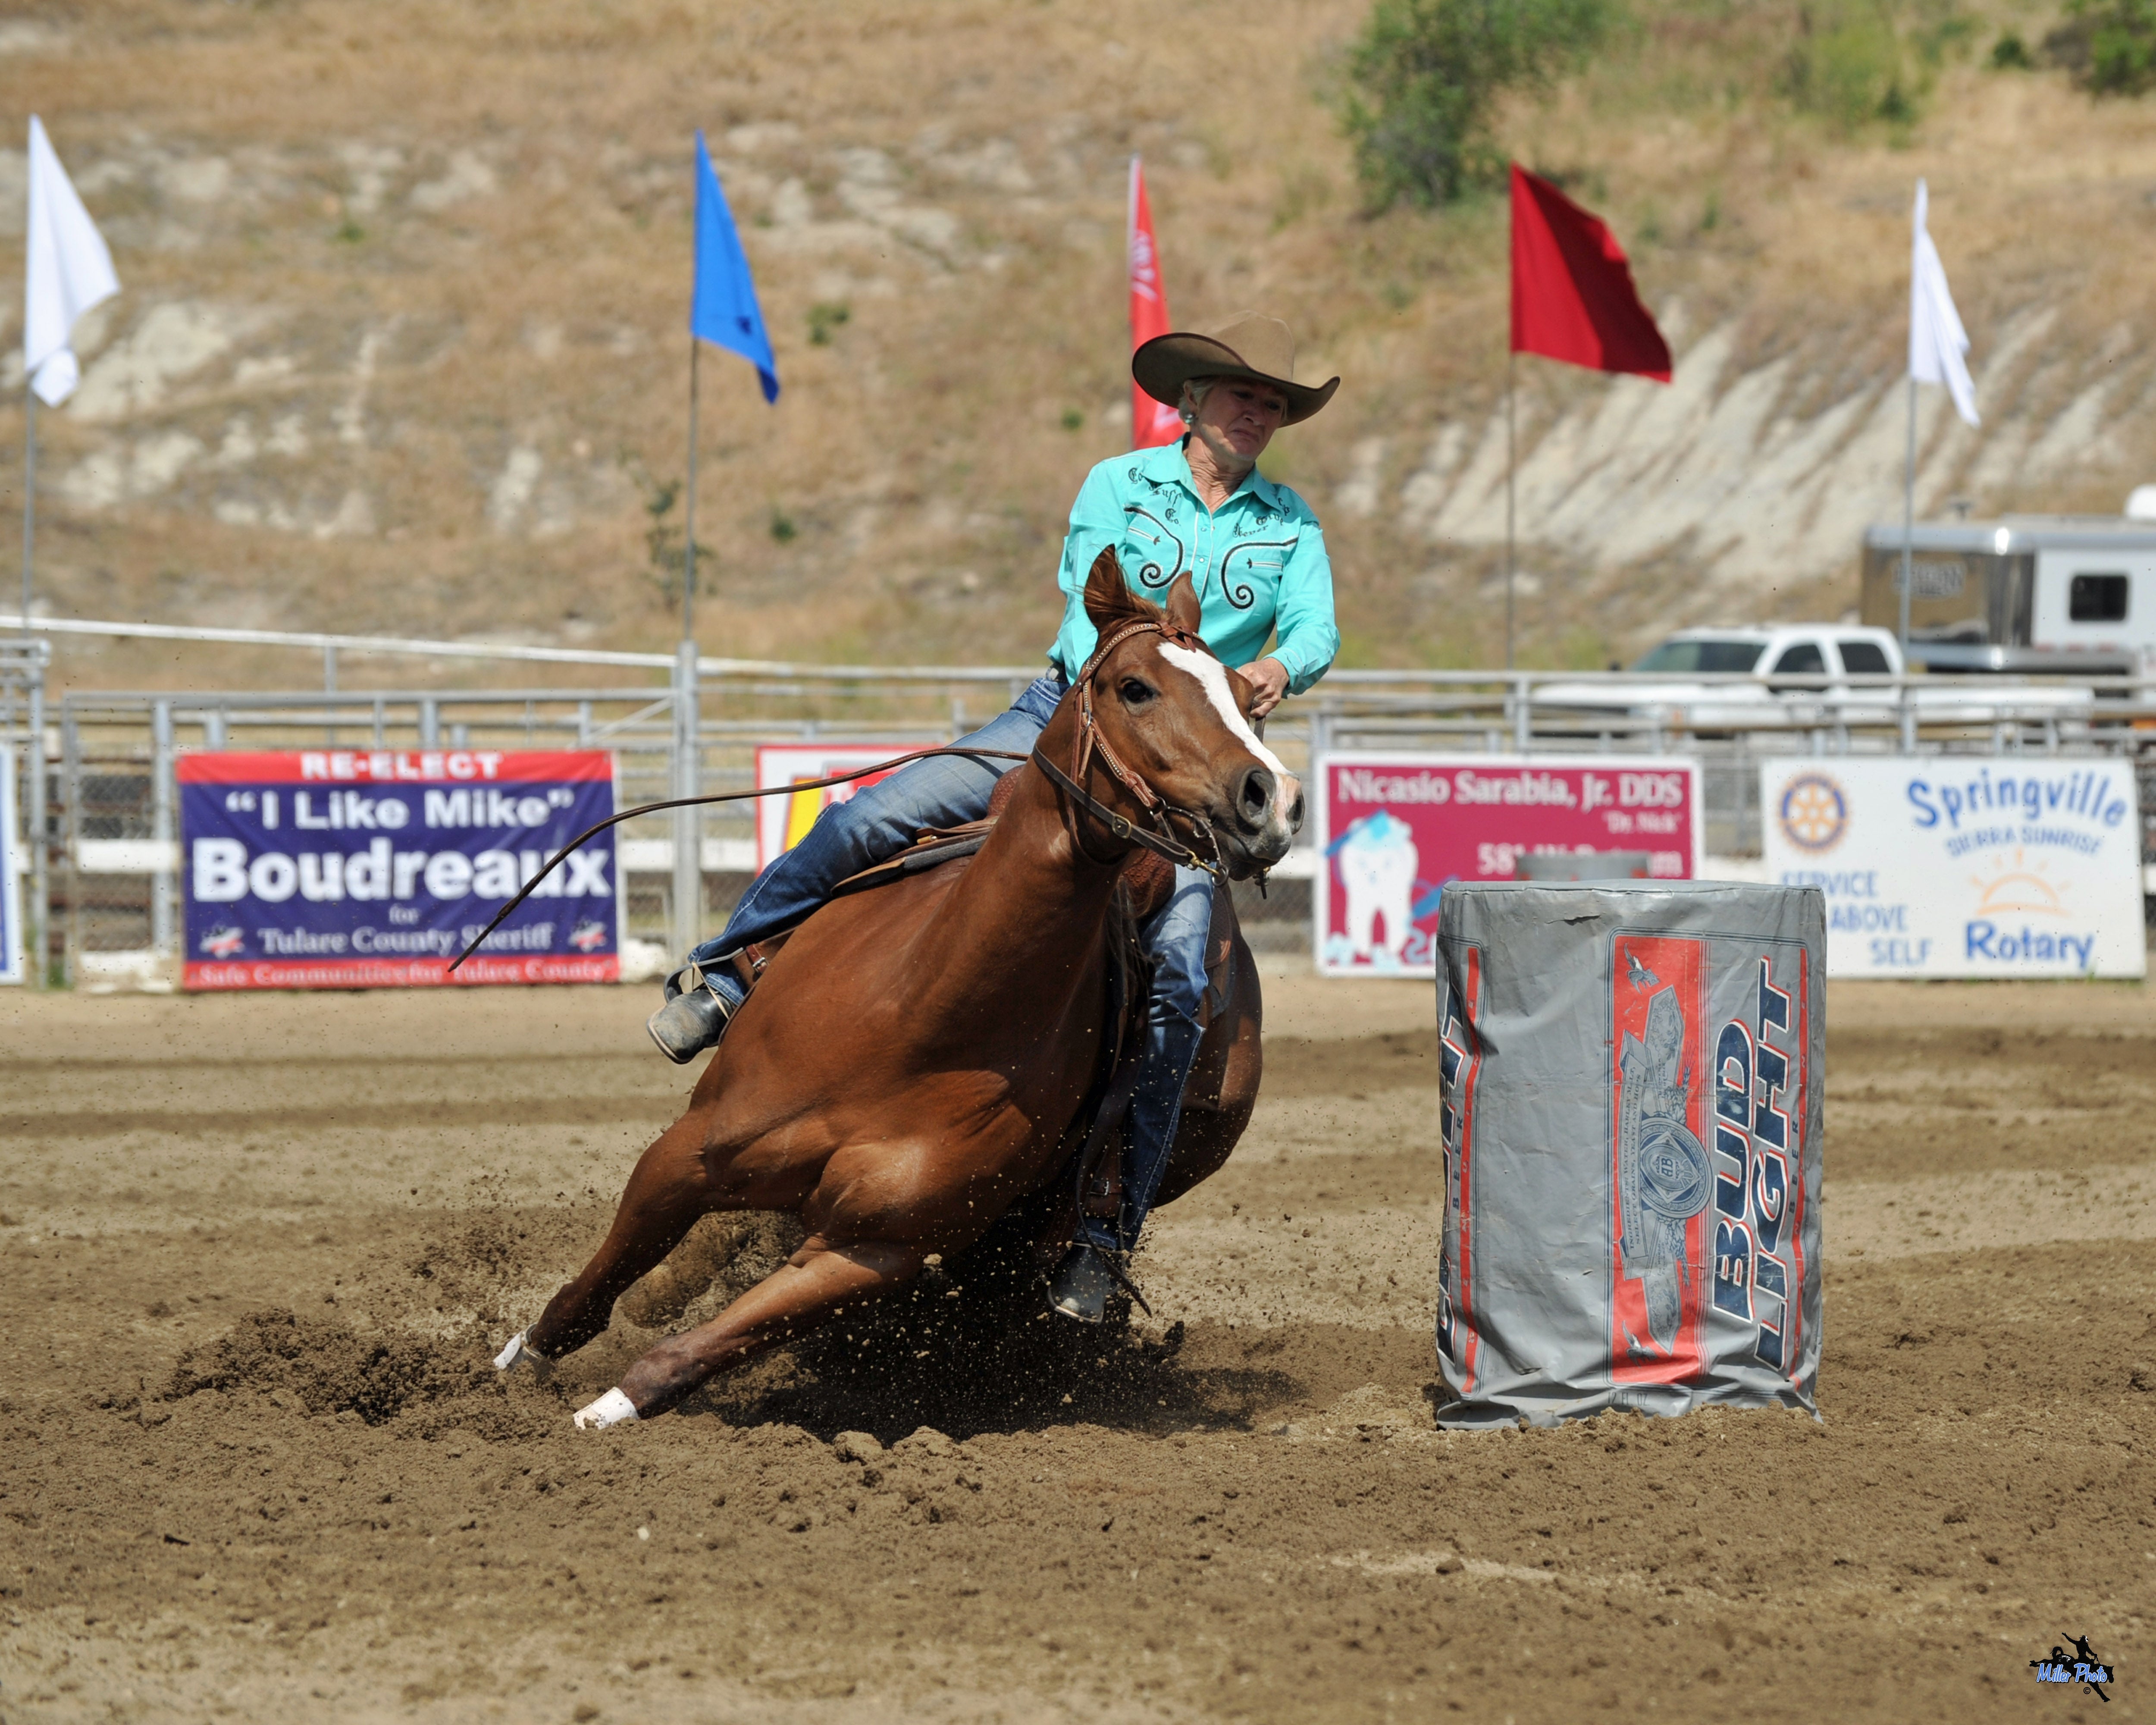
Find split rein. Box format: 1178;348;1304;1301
448;621;1226;973
447;744;1022;972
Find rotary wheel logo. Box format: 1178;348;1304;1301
1777;772;1848;853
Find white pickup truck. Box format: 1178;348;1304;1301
1534;624;2105;729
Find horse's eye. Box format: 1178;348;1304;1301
1119;677;1155;706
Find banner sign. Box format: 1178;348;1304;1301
1315;752;1703;977
1759;756;2146;978
0;746;22;986
179;749;620;990
755;742;936;871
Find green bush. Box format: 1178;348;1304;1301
1989;28;2034;66
2057;0;2156;91
1338;0;1623;209
1913;12;1978;65
1781;0;1916;130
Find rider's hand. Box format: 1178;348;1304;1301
1235;656;1290;721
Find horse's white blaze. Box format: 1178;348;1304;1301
1157;643;1297;820
573;1387;640;1430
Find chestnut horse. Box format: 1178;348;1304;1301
504;556;1303;1427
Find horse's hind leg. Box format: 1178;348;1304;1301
520;1111;719;1361
583;1235;927;1424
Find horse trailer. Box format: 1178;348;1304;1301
1860;515;2156;674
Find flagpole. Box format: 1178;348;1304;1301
1504;349;1517;671
683;335;700;644
1897;375;1915;651
20;387;33;649
19;383;43;988
673;333;702;963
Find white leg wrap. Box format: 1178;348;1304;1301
493;1330;538;1371
573;1388;640;1430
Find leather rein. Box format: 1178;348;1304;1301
1028;615;1229;884
448;616;1226;972
448;743;1026;971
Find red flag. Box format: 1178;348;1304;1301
1510;164;1672;383
1127;157;1184;448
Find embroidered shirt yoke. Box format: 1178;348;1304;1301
1047;440;1340;696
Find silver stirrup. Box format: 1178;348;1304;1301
1046;1244;1116;1324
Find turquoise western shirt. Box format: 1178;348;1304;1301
1047;440;1339;695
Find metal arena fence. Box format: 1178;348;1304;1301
4;614;2154;988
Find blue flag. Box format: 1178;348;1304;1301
691;132;778;403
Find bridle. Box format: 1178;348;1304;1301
1028;615;1230;883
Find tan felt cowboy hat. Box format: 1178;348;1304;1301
1132;311;1340;427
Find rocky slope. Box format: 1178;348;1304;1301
2;0;2151;687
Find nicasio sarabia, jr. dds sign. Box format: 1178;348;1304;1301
1759;757;2145;979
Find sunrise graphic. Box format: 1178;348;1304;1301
1970;848;2071;918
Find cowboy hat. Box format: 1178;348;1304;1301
1131;311;1339;427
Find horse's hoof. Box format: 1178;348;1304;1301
573;1388;641;1430
493;1330;541;1371
1046;1245;1113;1324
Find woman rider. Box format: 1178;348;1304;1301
646;311;1340;1319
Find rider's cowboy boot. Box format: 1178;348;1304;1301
1045;1243;1119;1324
646;937;791;1064
645;960;743;1064
1047;1013;1206;1322
1115;1012;1206;1250
1047;1113;1129;1320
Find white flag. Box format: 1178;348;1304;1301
23;115;119;408
1908;179;1977;427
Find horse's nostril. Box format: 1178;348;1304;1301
1288;792;1306;832
1238;767;1274;825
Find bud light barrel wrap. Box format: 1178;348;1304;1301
179;750;620;989
1433;881;1825;1428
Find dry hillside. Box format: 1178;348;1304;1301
2;0;2153;691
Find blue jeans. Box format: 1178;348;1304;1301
688;668;1214;1254
690;671;1071;972
1078;866;1213;1254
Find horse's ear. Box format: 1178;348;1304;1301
1083;546;1156;632
1162;571;1203;639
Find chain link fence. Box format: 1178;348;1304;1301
12;634;2156;986
36;678;1326;985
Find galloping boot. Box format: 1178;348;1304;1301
1047;1012;1204;1322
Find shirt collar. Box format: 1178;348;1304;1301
1156;437;1281;512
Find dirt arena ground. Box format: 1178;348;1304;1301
2;966;2151;1722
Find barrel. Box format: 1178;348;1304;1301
1432;881;1825;1427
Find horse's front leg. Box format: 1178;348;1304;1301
570;1109;1047;1427
576;1234;928;1425
518;1101;812;1363
512;1112;715;1361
